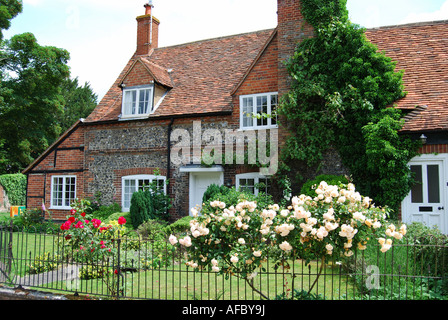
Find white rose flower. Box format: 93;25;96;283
253;250;262;257
279;241;293;252
169;235;178;245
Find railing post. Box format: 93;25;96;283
116;235;121;300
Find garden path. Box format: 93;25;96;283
15;264;81;287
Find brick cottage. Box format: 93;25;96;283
23;1;448;233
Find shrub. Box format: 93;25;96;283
202;184;229;204
199;187;274;216
28;252;59;274
0;173;26;206
300;174;348;197
136;219;169;241
130;190;154;228
163;216;194;236
129;179;172;228
91;203;122;221
171;181;406;300
79;265;112;280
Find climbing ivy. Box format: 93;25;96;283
277;0;420;214
0;173;26;206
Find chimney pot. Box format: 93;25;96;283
144;3;153;16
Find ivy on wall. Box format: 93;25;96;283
0;173;26;206
277;0;420;214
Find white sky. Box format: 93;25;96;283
4;0;448;101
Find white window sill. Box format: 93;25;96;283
238;126;278;132
50;206;72;210
119;114;151;121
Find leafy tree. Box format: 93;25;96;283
0;32;70;173
0;0;22;41
0;2;98;173
59;77;97;133
278;0;420;213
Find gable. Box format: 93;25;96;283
232;30;278;96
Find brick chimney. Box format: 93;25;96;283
277;0;314;96
135;2;160;56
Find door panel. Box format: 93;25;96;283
189;172;223;215
403;159;446;234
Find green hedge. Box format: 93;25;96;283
0;173;26;206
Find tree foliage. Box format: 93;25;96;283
59;77;97;133
0;0;22;41
0;32;70;172
278;0;420;213
0;2;98;173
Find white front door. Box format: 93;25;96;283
402;155;447;234
189;172;223;215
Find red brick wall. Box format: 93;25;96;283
277;0;314;97
136;13;160;56
26;125;85;220
418;144;448;154
122;60;154;87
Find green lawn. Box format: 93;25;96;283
21;258;356;300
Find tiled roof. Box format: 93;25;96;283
85;29;275;122
366;20;448;132
87;20;448;134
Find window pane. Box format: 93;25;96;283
156;179;165;192
271;94;278;125
138;179;151;191
124;90;137;115
124;179;136;209
65;177;76;207
257;96;268;126
138;89;151;114
240;178;255;194
53;177;63;207
242;97;253;128
258;178;270;194
427;165;440;203
411;165;423;203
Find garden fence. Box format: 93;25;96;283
0;221;447;300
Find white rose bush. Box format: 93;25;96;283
169;181;407;299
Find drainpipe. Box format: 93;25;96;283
166;118;174;217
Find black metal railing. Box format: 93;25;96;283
1;222;447;300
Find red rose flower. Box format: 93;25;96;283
118;216;126;225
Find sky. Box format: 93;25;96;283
4;0;448;101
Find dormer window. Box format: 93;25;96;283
121;85;154;119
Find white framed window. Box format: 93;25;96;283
235;172;270;196
51;176;76;209
240;92;278;130
121;85;154;119
121;174;166;211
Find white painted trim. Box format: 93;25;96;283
50;175;77;210
120;85;154;119
188;171;224;216
402;153;448;234
121;174;166;212
239;92;279;130
179;165;224;173
235;172;268;196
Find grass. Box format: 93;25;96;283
36;259;356;300
2;226;357;300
